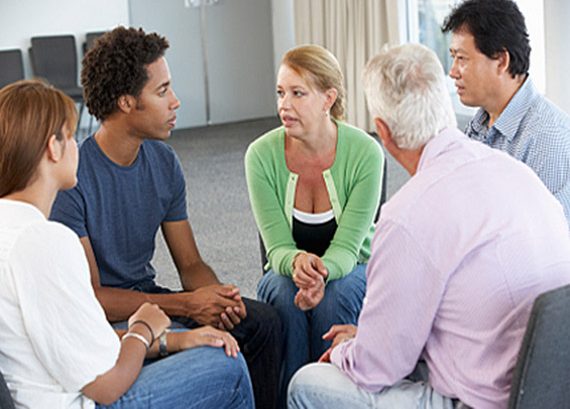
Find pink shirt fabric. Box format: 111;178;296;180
331;128;570;409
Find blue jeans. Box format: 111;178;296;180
257;264;366;407
121;281;282;409
288;363;455;409
96;346;254;409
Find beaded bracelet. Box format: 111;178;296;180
122;332;150;350
129;320;155;345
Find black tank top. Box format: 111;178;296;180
292;209;337;257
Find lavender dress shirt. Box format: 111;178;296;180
331;128;570;409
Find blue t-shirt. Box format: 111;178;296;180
50;136;188;288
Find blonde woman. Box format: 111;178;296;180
245;45;385;401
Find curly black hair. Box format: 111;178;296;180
442;0;531;78
81;26;169;121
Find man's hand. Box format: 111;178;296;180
318;324;357;363
218;290;247;331
181;284;245;327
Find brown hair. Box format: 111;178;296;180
0;79;77;197
281;44;346;120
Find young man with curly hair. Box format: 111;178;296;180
443;0;570;227
51;26;281;409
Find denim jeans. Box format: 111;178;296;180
288;363;455;409
96;346;254;409
257;264;366;408
122;282;282;409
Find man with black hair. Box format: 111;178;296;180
443;0;570;227
51;26;280;409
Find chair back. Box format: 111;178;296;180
30;35;82;100
508;283;570;408
0;49;24;89
82;31;106;55
0;370;15;409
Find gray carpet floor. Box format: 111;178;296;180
152;117;410;298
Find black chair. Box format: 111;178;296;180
29;35;84;132
82;31;106;55
0;49;24;89
258;150;389;273
508;283;570;408
0;370;15;409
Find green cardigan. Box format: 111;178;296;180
245;120;385;281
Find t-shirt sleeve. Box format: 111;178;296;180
11;222;120;392
50;188;88;238
164;150;188;222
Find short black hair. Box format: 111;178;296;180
442;0;530;78
81;26;169;121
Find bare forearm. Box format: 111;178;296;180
82;336;146;405
96;286;196;322
179;261;219;291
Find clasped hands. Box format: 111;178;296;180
183;284;247;331
292;252;328;311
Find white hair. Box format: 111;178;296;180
363;43;457;150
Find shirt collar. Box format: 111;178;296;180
0;199;46;221
417;128;466;172
492;76;536;142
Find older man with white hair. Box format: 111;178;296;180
287;43;570;409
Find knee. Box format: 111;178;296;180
213;352;255;407
251;299;282;332
321;270;366;310
288;363;330;407
194;348;251;388
257;270;297;307
227;353;251;385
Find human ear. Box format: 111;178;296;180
118;95;134;113
46;134;62;162
374;118;393;147
324;88;338;112
496;49;510;76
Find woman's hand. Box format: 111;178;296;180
173;326;240;358
292;252;328;289
128;302;171;342
294;275;325;311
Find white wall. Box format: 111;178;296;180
545;0;570;114
516;0;546;94
0;0;129;78
270;0;295;79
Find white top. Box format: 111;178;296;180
0;199;120;409
292;208;334;224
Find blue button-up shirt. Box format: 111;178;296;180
466;77;570;226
